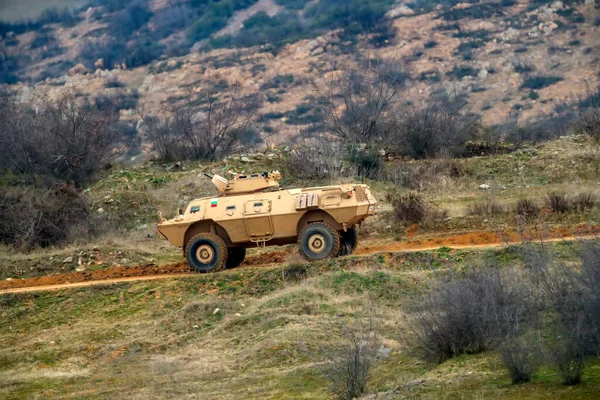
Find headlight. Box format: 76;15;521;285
368;205;375;214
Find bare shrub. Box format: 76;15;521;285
386;191;425;224
389;91;481;159
469;195;504;216
409;268;532;362
315;317;381;400
382;158;465;190
0;184;104;249
0;94;125;187
311;63;405;144
347;145;383;180
546;192;570;214
285;137;344;180
523;240;600;385
515;198;540;220
571;192;596;212
498;337;540;384
550;341;586;386
142;82;260;162
571;107;600;141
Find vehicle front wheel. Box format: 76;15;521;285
226;247;246;269
185;233;227;273
298;222;340;261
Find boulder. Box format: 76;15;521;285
62;256;73;263
478;69;488;79
68;63;89;76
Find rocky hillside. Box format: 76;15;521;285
1;0;599;147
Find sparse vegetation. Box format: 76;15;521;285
546;192;570;214
409;268;532;362
515;198;540;220
142;82;260;162
521;76;564;90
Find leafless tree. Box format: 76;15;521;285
142;82;259;162
310;62;405;143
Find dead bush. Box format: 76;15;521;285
0;184;105;249
498;337;540;384
142;82;260;162
524;240;600;384
409;268;532;362
285;138;344;180
468;196;504;216
382;158;465;190
0;94;125;187
571;107;600;141
386;191;424;224
389;91;481;159
571;192;596;212
550;341;586;386
515;198;540;220
315;317;380;400
546;192;570;214
310;63;404;143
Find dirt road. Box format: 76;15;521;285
1;227;597;294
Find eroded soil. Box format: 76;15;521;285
1;226;597;293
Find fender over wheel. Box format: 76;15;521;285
298;222;340;261
185;233;227;273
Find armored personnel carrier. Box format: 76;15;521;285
157;171;377;272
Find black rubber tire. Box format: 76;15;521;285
185;233;227;273
298;222;341;261
337;227;358;257
226;247;246;269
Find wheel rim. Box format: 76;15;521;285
308;233;327;254
196;244;215;264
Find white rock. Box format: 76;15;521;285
63;256;73;263
386;5;415;18
240;157;250;163
97;208;105;214
213;308;220;315
235;313;241;317
479;184;490;190
551;1;564;10
478;69;488;79
75;266;86;272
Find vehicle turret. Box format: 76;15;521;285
209;171;281;196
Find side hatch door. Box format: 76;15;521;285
244;199;273;238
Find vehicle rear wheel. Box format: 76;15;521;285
337;227;358;256
185;233;227;273
298;222;340;261
226;247;246;269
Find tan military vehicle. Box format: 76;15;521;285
157;171;377;272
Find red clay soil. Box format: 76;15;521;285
1;226;597;292
355;225;599;255
0;249;292;291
